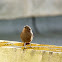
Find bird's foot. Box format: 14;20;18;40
23;47;27;51
24;47;27;49
30;46;32;48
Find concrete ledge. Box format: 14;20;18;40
0;40;62;62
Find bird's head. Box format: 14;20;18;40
23;25;32;32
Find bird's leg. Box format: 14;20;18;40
24;42;27;49
30;42;32;48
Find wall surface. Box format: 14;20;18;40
0;0;62;46
0;0;62;19
0;17;62;46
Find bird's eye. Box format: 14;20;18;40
29;29;30;30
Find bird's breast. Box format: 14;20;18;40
20;32;33;43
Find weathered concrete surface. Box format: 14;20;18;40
0;0;62;19
0;40;62;62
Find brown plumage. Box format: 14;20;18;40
20;25;33;47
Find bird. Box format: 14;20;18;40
20;25;33;48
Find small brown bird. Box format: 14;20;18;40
20;25;33;48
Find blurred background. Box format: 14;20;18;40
0;0;62;46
